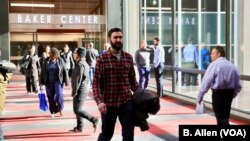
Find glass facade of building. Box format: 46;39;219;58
140;0;250;115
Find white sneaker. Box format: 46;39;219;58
51;113;55;118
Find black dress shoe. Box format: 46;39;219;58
69;127;82;133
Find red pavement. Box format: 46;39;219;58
0;74;249;141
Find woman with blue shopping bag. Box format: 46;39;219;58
40;48;69;118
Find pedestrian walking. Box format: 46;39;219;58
40;48;69;118
61;44;74;78
86;42;99;88
93;28;139;141
20;45;40;94
70;47;99;133
197;46;242;125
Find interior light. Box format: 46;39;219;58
11;3;55;8
152;0;157;5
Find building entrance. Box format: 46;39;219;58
10;30;104;67
8;0;107;67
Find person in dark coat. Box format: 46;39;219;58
40;48;69;118
86;42;99;87
61;44;74;78
40;45;50;65
20;45;40;94
70;47;99;133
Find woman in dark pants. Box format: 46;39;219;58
40;48;69;118
70;47;99;132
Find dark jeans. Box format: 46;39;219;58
184;72;197;86
154;63;164;97
73;97;96;129
212;89;234;125
97;101;135;141
182;62;197;86
138;67;151;89
25;75;38;92
46;81;64;114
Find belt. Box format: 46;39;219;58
212;89;234;93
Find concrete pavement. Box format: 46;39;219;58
0;75;248;141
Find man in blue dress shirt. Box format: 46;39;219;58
197;46;242;125
182;38;199;86
153;37;165;97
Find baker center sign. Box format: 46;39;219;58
9;14;105;25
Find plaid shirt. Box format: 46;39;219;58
93;49;139;107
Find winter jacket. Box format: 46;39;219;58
133;89;160;131
40;57;69;86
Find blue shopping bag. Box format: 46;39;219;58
38;87;48;111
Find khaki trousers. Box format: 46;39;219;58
0;73;12;115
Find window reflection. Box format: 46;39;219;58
182;0;198;11
202;0;217;11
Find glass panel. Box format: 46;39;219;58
179;13;198;44
142;12;159;44
161;12;172;45
221;0;226;11
202;0;217;11
161;0;171;8
220;14;226;44
182;0;198;12
201;13;217;44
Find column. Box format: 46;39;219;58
107;0;140;56
0;0;10;61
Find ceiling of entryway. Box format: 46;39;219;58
9;0;104;14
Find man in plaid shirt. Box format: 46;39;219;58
93;28;139;141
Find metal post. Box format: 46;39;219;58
35;32;38;49
226;0;231;58
171;0;176;93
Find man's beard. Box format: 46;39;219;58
110;41;123;51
